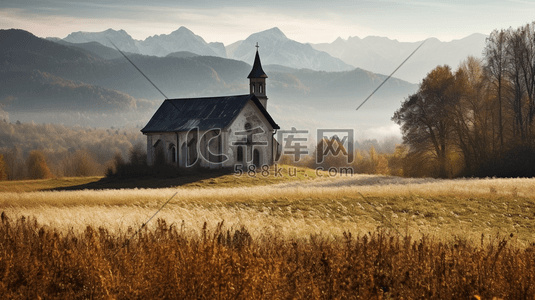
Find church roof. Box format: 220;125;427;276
247;50;268;78
141;94;279;133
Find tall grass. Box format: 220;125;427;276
2;175;535;244
0;214;532;299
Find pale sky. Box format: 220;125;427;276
1;0;535;45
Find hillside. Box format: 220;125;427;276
1;29;417;130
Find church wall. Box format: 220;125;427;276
145;132;181;166
223;100;275;169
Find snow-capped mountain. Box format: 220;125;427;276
229;27;354;72
64;29;140;54
136;26;225;57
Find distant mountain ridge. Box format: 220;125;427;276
228;27;353;72
64;28;140;54
59;27;352;72
57;26;488;82
310;33;488;83
136;26;225;57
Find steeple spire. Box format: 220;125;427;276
248;46;267;79
248;43;268;109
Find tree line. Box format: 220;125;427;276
393;22;535;178
0;120;145;180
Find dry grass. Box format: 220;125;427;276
0;215;533;299
1;175;535;245
1;174;535;298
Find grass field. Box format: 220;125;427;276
2;169;535;298
1;169;535;246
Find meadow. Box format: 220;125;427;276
1;169;535;298
2;172;535;244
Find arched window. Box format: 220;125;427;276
169;144;177;163
259;84;263;94
153;140;165;165
251;84;255;94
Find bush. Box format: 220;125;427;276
106;144;181;179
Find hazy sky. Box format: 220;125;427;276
1;0;534;45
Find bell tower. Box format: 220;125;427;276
247;43;268;109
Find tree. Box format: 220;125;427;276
484;29;508;152
392;65;458;178
27;150;53;179
4;146;23;180
72;149;99;177
0;154;7;181
505;27;527;141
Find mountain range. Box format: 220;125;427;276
311;33;487;83
54;26;488;83
1;26;488;135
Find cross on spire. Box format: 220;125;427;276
255;42;259;50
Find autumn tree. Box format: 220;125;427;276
72;149;99;177
393;65;459;178
447;57;496;174
394;21;535;177
27;150;53;179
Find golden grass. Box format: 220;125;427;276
2;174;535;298
0;215;533;299
2;175;535;246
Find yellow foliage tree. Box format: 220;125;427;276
27;150;53;179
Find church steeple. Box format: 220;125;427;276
248;43;268;109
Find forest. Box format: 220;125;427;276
393;21;535;178
0;120;144;180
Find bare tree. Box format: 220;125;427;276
484;29;508;152
505;27;527;141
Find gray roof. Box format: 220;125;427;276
141;94;279;133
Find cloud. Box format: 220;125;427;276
3;1;535;45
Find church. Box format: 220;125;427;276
141;48;280;169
